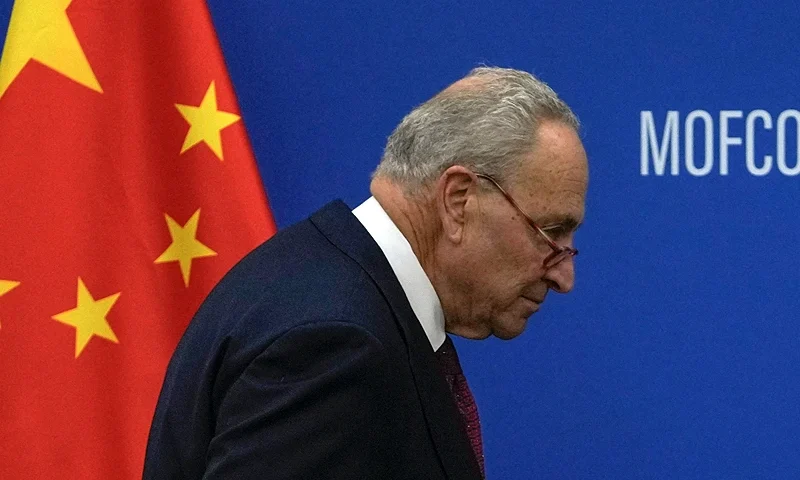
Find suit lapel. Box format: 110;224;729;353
311;200;482;480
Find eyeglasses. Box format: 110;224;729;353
475;173;578;269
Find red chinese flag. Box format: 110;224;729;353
0;0;277;478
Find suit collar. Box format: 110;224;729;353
310;200;483;480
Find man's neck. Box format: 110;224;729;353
370;177;480;339
370;177;440;287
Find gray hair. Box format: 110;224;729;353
374;66;579;190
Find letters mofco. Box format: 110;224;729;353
641;110;800;176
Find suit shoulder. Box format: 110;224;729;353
177;208;396;360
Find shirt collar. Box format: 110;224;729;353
352;196;446;351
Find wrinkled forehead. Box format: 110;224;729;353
531;164;588;228
512;122;588;227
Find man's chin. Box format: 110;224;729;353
491;316;529;340
447;323;493;340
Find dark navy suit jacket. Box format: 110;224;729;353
143;200;482;480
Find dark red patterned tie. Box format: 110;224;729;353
435;336;485;478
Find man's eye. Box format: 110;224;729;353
541;226;568;239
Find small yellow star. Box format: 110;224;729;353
0;280;21;330
175;81;240;161
154;209;217;286
0;0;102;100
52;278;120;358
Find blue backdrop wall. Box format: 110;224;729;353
3;1;800;478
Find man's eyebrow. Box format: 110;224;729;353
539;217;581;232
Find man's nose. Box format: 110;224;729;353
544;257;575;293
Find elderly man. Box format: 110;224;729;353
144;67;588;480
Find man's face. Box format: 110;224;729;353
449;121;588;339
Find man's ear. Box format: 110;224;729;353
436;165;479;243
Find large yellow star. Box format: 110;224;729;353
154;209;217;286
175;81;241;161
0;0;102;100
52;278;120;358
0;280;21;330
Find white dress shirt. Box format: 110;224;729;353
352;196;446;351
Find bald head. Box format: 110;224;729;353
439;74;490;94
373;66;579;193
